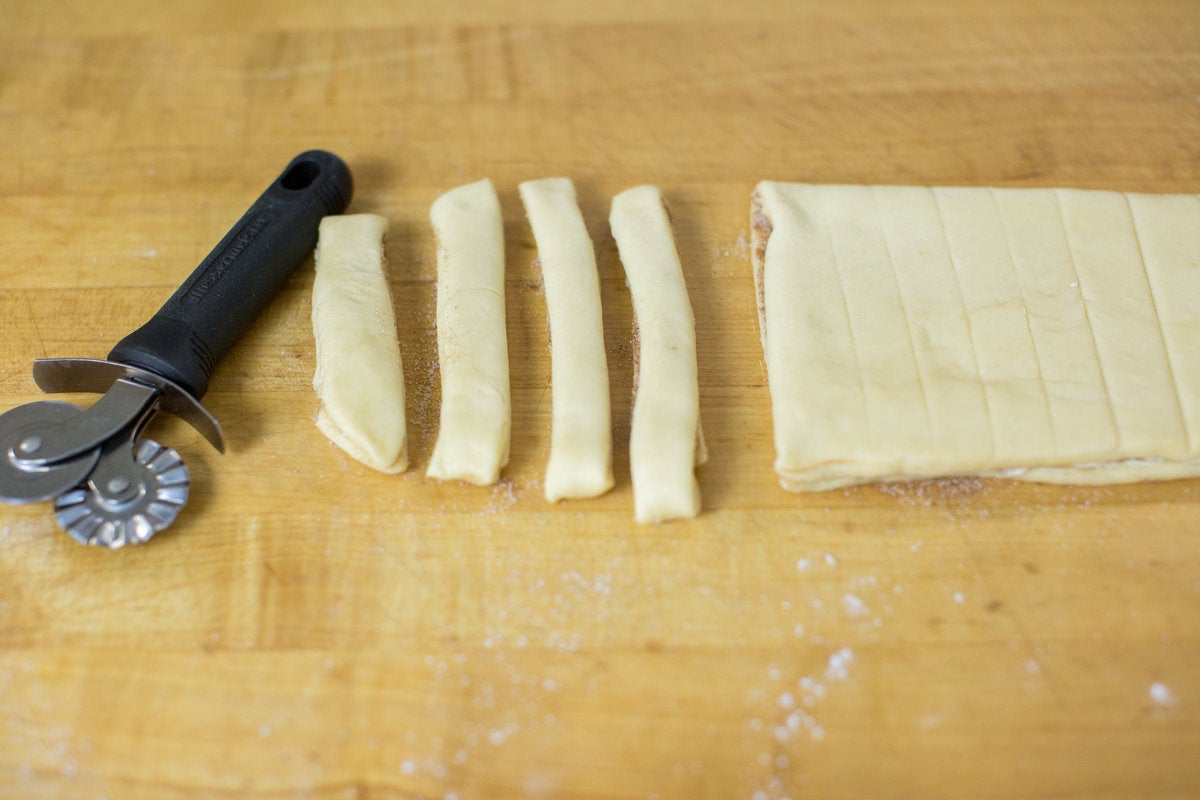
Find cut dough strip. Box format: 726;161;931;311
753;181;1200;491
610;185;705;523
426;179;511;485
312;213;408;473
519;177;614;502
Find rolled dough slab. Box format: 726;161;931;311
752;182;1200;491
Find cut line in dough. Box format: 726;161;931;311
610;185;706;523
519;177;614;502
426;178;511;486
311;213;408;473
753;181;1200;491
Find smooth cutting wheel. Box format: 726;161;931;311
53;439;190;548
0;401;101;504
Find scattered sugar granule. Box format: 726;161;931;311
488;723;519;745
953;592;965;604
842;593;869;617
399;760;417;775
824;553;838;567
825;647;854;681
797;558;812;572
1150;682;1176;707
778;692;795;709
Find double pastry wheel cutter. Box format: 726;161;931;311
0;151;352;547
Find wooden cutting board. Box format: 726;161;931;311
2;1;1198;798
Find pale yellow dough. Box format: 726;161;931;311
426;179;510;486
753;182;1200;491
611;185;706;523
519;177;614;502
311;213;408;473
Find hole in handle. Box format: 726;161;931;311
280;160;321;190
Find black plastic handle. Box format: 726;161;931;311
107;150;352;399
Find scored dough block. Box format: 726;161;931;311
611;185;706;523
519;177;614;502
311;213;408;473
426;178;511;486
752;181;1200;491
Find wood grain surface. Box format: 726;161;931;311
2;1;1199;798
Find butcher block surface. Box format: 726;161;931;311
1;1;1198;798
